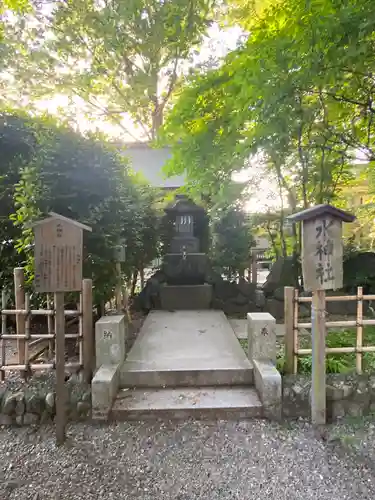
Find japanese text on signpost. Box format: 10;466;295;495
302;216;343;291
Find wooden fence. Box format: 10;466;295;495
0;268;93;383
284;286;375;374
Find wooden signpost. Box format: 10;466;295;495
287;204;355;425
33;212;92;445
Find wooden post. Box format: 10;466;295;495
286;204;356;427
311;289;326;426
251;249;257;285
24;293;30;377
78;291;83;377
46;294;54;356
54;291;66;445
31;212;92;445
356;286;363;373
284;286;296;374
293;288;299;369
82;279;93;383
14;268;26;376
1;290;6;381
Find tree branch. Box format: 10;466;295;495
111;81;152;140
315;90;375;113
160;54;179;108
295;98;309;208
78;92;141;141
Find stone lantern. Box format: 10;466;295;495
161;195;210;292
164;194;205;254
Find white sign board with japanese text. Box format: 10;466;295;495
34;218;83;293
301;216;343;291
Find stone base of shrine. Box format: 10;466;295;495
160;284;212;310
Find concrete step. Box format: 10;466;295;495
110;386;263;421
119;364;253;388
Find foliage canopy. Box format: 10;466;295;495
0;110;160;304
2;0;218;139
162;0;374;211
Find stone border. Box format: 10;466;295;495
91;364;121;421
247;312;282;421
283;373;375;421
92;314;128;420
0;379;91;426
253;359;281;420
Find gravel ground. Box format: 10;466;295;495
0;419;374;500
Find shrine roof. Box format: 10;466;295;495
287;204;356;223
164;194;206;213
31;212;92;231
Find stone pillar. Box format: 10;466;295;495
247;312;277;364
95;315;127;369
92;315;127;421
247;312;281;421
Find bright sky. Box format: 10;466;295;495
29;22;280;213
34;24;244;139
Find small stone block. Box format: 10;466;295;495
247;312;277;363
95;315;126;368
253;359;281;421
23;413;40;425
0;414;13;426
15;415;24;426
92;364;120;419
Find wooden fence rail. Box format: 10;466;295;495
284;285;375;374
0;268;93;382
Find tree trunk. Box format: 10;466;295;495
265;220;279;258
140;267;145;289
130;269;139;297
238;269;245;282
151;106;163;139
292;221;302;289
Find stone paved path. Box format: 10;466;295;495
0;419;374;499
124;310;250;371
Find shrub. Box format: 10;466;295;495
0;110;160;306
240;328;375;374
279;328;375;374
210;205;254;280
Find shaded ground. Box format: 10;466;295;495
326;413;375;471
0;418;374;500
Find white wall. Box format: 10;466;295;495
120;144;185;189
